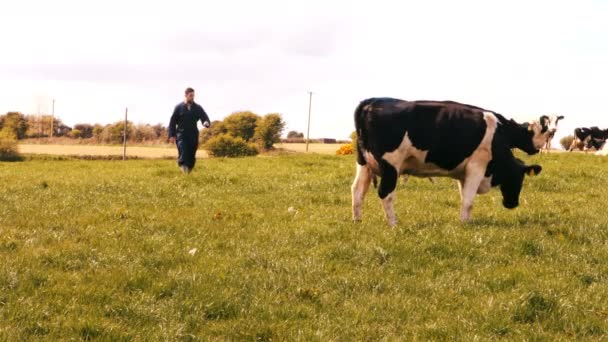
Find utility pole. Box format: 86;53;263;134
123;108;128;161
50;99;55;138
306;91;313;152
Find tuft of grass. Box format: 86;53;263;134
513;292;559;324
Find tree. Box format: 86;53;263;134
560;135;575;150
101;121;133;144
350;131;358;149
92;124;105;142
287;131;304;139
74;124;94;139
151;124;167;140
132;124;158;142
0;112;28;140
223;111;260;142
254;113;286;150
200;120;228;144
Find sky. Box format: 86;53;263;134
1;0;607;143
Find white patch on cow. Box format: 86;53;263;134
527;121;548;149
363;151;380;174
351;163;373;221
381;132;428;174
457;112;497;222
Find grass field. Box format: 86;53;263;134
18;143;340;159
1;152;608;340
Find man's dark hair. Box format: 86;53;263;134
185;87;195;95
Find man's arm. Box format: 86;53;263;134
168;105;179;142
199;105;211;128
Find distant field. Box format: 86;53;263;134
1;153;608;340
18;143;340;158
17;144;205;159
276;143;342;154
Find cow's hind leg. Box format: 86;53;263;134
378;162;399;227
351;163;373;222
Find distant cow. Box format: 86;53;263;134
351;98;543;226
538;114;565;152
568;127;608;152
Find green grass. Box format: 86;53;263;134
1;152;607;340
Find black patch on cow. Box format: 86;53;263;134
355;98;488;171
378;160;398;199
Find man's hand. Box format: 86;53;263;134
203;121;210;128
168;137;176;144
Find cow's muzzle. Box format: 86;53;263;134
503;200;519;209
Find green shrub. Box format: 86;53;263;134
254;113;286;150
203;134;259;158
0;138;22;161
560;135;574;150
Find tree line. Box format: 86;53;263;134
0;112;168;144
0;110;287;157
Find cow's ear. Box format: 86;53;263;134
558;115;564;120
524;165;542;177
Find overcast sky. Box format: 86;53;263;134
1;0;607;141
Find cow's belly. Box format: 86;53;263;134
380;133;470;179
403;159;467;178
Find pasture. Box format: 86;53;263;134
1;152;608;340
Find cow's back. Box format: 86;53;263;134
356;98;488;171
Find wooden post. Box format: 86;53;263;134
123;108;128;160
306;91;313;152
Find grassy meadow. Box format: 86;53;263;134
1;152;608;340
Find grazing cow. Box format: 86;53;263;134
351;98;543;226
538;114;564;152
569;127;608;152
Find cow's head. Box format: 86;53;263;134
492;158;542;209
535;114;564;143
498;119;541;155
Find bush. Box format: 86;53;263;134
223;111;260;142
287;131;304;139
254;113;286;150
336;144;354;155
204;134;259;158
0;138;22;161
69;129;82;139
560;135;574;150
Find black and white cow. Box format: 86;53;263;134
538;114;565;152
351;98;543;226
568;127;608;152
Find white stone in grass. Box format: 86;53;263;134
288;207;297;214
188;248;198;256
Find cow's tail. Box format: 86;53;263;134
354;98;379;188
354;98;374;166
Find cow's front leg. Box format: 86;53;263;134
351;163;373;222
459;168;485;222
378;162;399;227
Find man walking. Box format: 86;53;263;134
168;87;211;174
